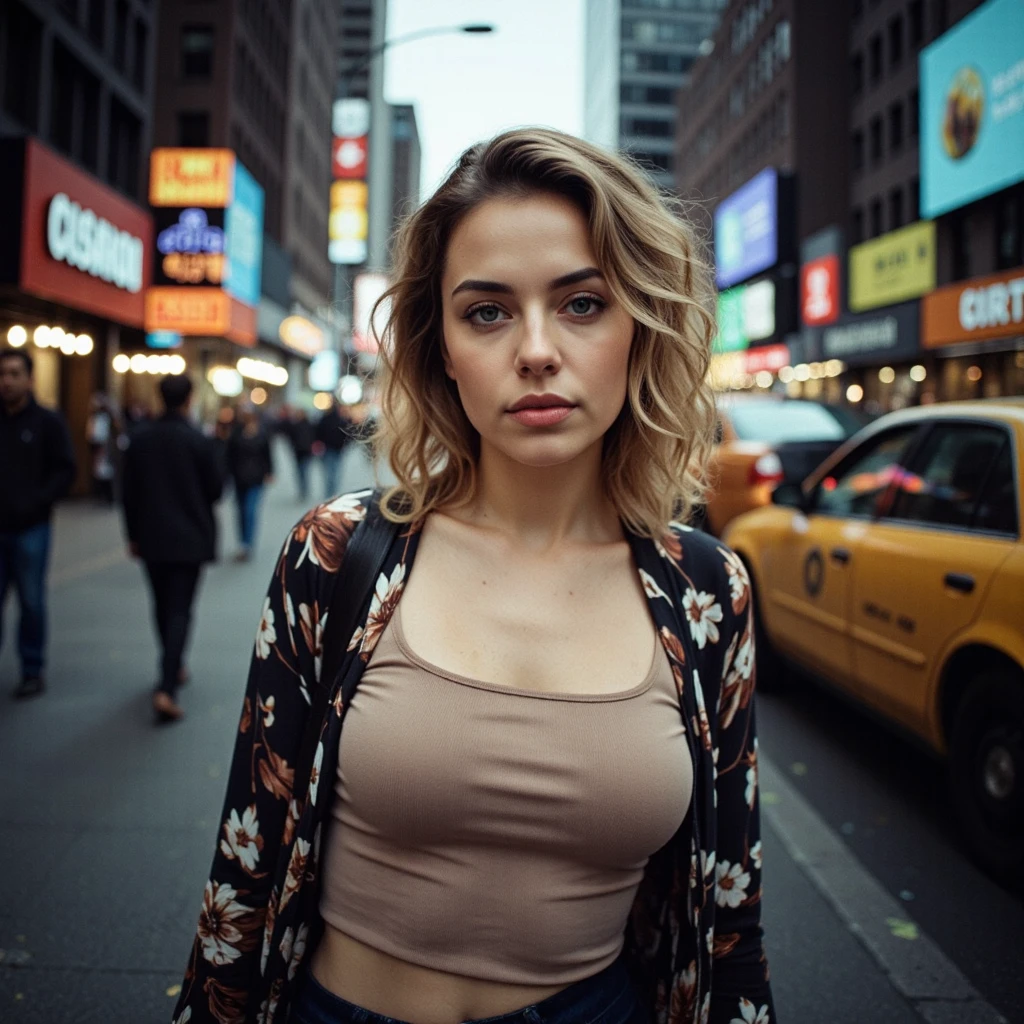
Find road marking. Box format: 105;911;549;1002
51;547;127;585
760;753;1008;1024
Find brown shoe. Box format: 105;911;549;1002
152;691;185;723
178;666;190;686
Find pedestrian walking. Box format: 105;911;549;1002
121;374;222;722
287;407;317;501
314;397;352;498
173;130;773;1024
85;392;118;504
226;405;274;561
0;348;76;699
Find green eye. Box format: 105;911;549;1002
478;307;500;322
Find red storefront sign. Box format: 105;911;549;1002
332;136;368;179
19;138;153;327
800;253;840;327
743;344;790;374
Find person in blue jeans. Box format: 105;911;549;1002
226;405;274;561
314;398;353;499
0;348;76;699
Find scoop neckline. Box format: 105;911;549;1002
391;603;660;703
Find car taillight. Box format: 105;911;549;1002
749;452;785;486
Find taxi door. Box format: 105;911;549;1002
761;423;923;692
851;423;1019;735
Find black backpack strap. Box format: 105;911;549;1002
292;489;399;807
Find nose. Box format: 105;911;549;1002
514;309;562;377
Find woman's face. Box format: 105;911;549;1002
441;192;635;470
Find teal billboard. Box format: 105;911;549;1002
920;0;1024;218
224;161;264;307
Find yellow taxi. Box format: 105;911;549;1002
723;399;1024;880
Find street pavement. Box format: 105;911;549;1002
0;445;1019;1023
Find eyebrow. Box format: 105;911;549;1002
450;266;603;298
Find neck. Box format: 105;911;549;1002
3;393;31;416
460;438;621;550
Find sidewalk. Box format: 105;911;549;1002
0;446;1004;1022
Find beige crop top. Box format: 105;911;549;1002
319;605;692;985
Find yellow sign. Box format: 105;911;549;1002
161;252;225;285
848;220;936;312
329;180;368;265
279;315;325;357
145;287;230;335
150;149;236;207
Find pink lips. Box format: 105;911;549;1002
508;405;575;427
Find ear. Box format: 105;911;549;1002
441;337;456;380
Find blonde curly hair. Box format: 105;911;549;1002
372;127;717;538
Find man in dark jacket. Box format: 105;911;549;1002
121;375;222;722
0;348;76;699
314;398;353;499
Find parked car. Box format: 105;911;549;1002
703;395;866;535
723;398;1024;881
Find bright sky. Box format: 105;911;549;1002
385;0;586;200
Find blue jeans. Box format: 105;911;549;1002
289;956;645;1024
0;522;52;678
236;485;264;551
321;449;342;500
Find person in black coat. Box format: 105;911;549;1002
287;407;316;501
314;398;353;498
225;405;274;561
121;374;223;722
0;348;76;699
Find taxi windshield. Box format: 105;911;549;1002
727;401;853;444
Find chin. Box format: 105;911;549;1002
493;434;601;469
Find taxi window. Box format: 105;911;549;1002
726;401;849;444
814;426;918;518
887;424;1013;532
973;441;1018;535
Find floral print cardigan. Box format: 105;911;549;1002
172;490;774;1024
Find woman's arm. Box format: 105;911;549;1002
170;513;333;1023
707;546;775;1024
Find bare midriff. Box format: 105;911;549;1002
310;924;570;1024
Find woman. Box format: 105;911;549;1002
172;129;773;1024
226;405;274;561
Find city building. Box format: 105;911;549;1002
584;0;727;189
0;0;158;491
148;0;337;415
390;103;421;242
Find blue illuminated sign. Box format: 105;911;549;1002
157;209;224;255
225;162;264;308
147;331;182;349
920;0;1024;218
714;168;779;290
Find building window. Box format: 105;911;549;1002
932;0;948;34
888;16;904;69
909;176;920;219
852;129;864;173
620;84;674;105
177;111;209;147
889;187;904;229
870;115;883;164
909;0;925;46
108;97;141;198
996;189;1023;270
2;2;43;131
623;117;674;138
113;0;129;73
181;25;214;79
952;209;972;279
869;33;882;84
132;19;148;91
870;198;883;238
889;102;904;153
851;52;864;96
87;0;106;49
909;89;920;138
852;207;864;244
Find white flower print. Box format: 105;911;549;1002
309;741;324;806
700;992;711;1024
692;670;713;752
715;860;751;909
172;1010;192;1024
683;588;723;649
731;997;771;1024
260;694;276;728
285;591;295;628
281;838;311;911
255;598;276;659
719;546;751;613
298;603;325;682
197;881;248;966
701;849;716;879
751;840;763;871
288;922;309;980
219;804;262;873
746;765;758;810
356;563;406;659
639;569;672;603
279;925;295;967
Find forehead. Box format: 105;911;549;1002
443;193;598;290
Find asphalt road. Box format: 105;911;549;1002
0;445;1019;1023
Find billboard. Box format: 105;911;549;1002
329;181;369;265
716;279;776;352
817;302;921;367
920;0;1024;218
330;99;370;265
922;265;1024;347
225;161;264;307
848;220;936;312
800;253;841;326
150;149;235;207
353;272;391;354
714;168;778;289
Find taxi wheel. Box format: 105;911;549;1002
741;558;784;693
949;670;1024;882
